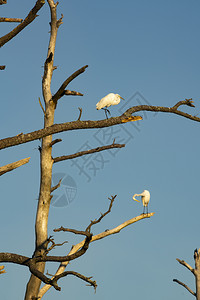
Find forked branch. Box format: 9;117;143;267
39;212;154;297
51;65;88;104
52;271;97;292
38;196;154;298
45;237;68;254
0;233;92;291
54;196;116;236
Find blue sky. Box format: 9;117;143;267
1;0;200;299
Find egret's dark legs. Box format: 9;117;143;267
143;206;148;214
102;108;111;119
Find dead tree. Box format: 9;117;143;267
173;248;200;299
1;1;200;300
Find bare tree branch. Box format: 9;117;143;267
51;65;88;104
0;199;145;292
49;138;62;147
0;157;30;176
173;279;196;296
123;98;198;120
0;18;23;23
172;98;195;110
51;178;62;193
37;233;92;263
1;99;199;151
77;107;82;120
53;143;125;163
38;212;154;297
0;233;92;291
0;252;30;266
86;195;116;232
176;258;195;273
54;227;91;236
30;263;97;291
52;271;97;291
0;0;45;47
55;195;116;235
45;237;68;254
63;90;83;96
30;264;97;292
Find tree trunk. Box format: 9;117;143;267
24;1;58;299
195;250;200;300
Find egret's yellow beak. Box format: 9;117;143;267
120;96;125;100
133;197;140;203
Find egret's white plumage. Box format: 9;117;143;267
96;93;124;118
132;190;150;214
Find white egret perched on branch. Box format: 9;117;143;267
132;190;150;214
96;93;125;119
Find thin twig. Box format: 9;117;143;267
45;237;68;254
51;178;62;193
77;107;82;120
173;279;196;296
49;139;62;147
38;97;46;115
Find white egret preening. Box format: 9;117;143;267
96;93;125;119
132;190;150;214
